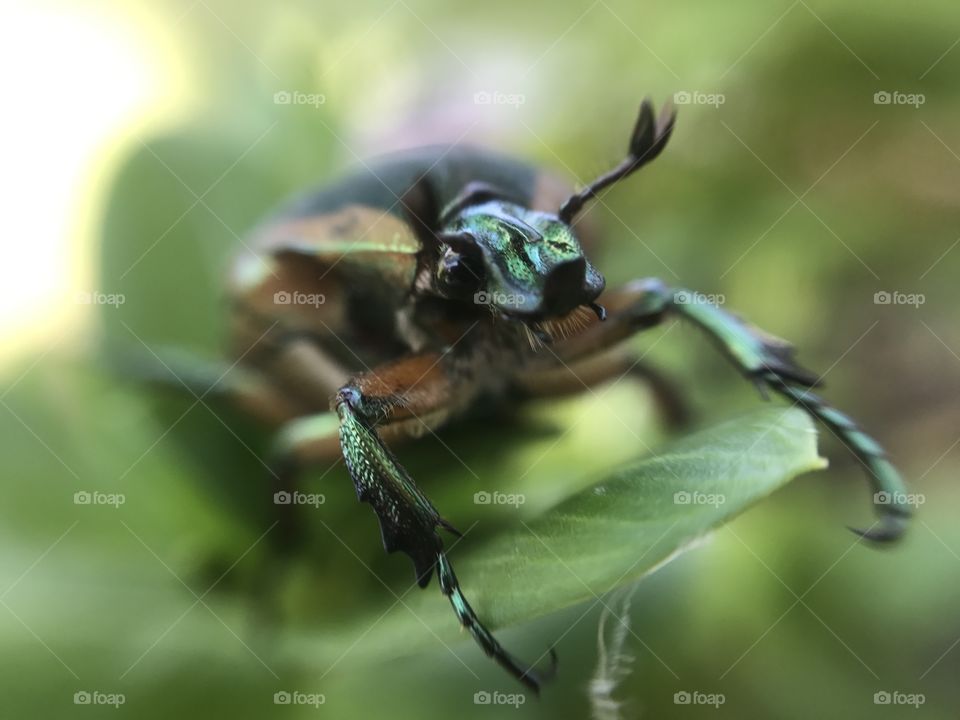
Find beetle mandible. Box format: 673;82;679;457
224;99;911;692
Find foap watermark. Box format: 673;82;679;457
874;490;925;508
74;490;125;508
273;690;325;708
873;290;925;308
673;290;725;307
674;690;725;708
873;91;925;108
74;691;125;708
274;290;326;307
474;291;527;309
474;490;525;508
673;90;725;108
75;291;125;307
874;690;925;708
274;90;326;108
473;91;525;109
274;490;325;508
473;690;526;707
674;490;725;508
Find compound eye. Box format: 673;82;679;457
437;246;484;296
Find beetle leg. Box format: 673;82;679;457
554;279;911;542
262;345;452;548
333;353;556;692
513;348;692;430
113;343;310;426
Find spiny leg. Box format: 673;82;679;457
333;353;557;692
659;280;910;541
513;348;692;431
554;278;911;542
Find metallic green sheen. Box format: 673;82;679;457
663;285;911;540
443;200;604;317
336;396;443;586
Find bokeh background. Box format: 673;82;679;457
2;0;958;717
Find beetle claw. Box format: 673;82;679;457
848;511;910;544
438;517;463;538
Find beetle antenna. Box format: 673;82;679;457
559;98;676;224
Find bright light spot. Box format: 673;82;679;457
0;1;187;362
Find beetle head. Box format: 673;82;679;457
427;98;676;329
434;199;605;321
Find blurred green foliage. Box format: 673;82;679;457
3;0;960;717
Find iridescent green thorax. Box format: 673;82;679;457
439;200;604;318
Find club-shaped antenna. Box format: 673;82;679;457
559;98;676;224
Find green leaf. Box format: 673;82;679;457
460;406;826;628
283;406;826;663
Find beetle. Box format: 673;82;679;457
220;99;911;692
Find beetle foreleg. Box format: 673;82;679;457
514;349;692;430
333;354;555;691
561;278;911;542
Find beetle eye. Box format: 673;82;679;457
437;246;484;296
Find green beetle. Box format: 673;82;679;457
218;99;910;692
